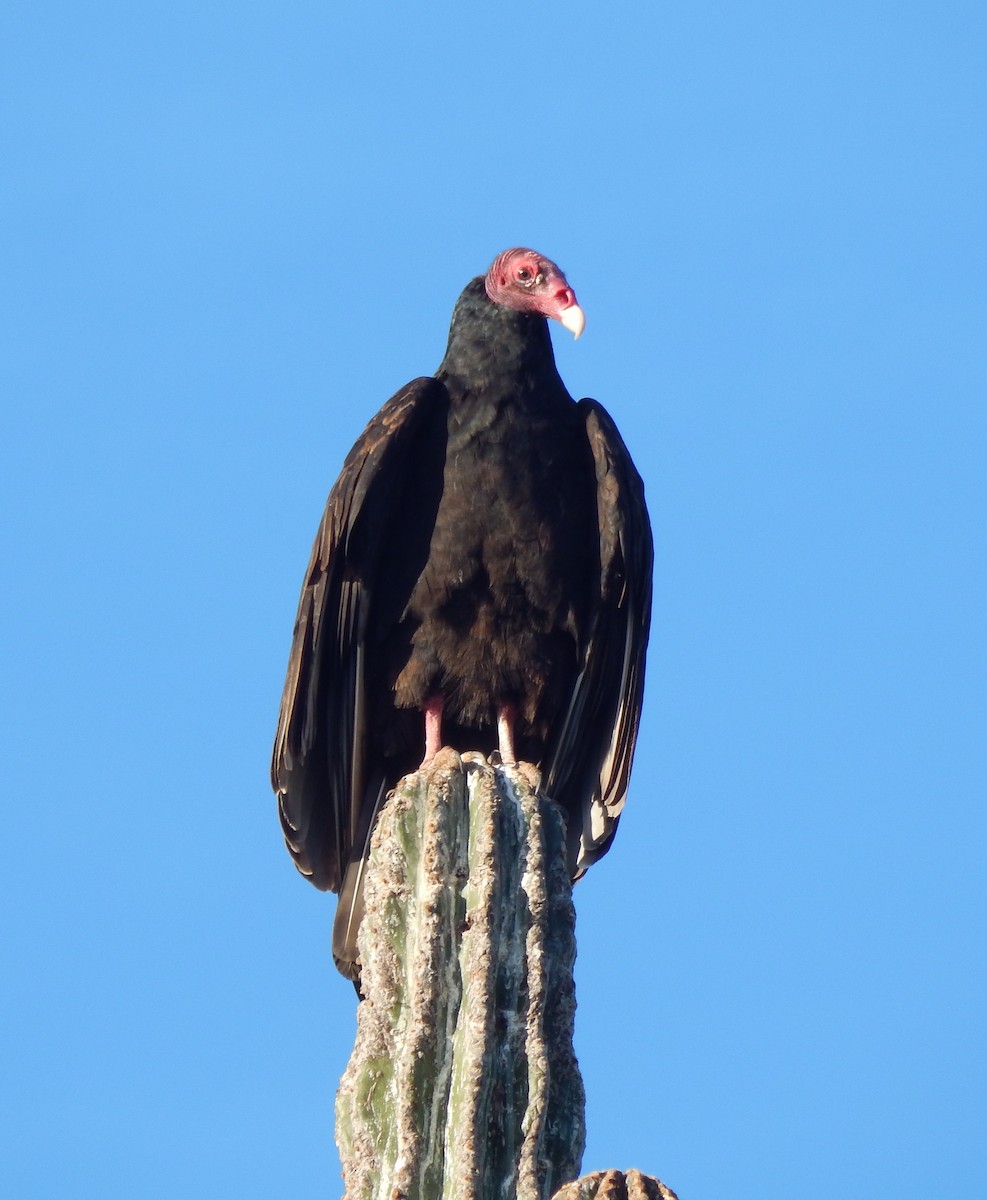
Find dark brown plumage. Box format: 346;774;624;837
272;249;652;980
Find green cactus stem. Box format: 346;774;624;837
335;749;585;1200
550;1171;680;1200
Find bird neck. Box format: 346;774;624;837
437;277;566;398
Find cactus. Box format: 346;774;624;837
551;1171;679;1200
335;749;585;1200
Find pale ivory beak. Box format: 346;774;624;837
559;303;586;340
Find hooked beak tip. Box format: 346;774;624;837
559;303;586;340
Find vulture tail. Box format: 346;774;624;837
332;773;389;987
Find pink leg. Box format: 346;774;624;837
421;695;444;766
496;701;517;765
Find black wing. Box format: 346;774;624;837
544;399;653;876
271;377;445;893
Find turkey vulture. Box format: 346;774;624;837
272;248;652;981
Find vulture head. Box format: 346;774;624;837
485;248;586;339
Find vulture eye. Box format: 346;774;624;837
516;265;535;284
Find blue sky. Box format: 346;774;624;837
2;2;985;1197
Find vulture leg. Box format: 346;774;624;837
421;695;444;766
496;701;518;765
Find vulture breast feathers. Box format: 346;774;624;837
272;248;653;980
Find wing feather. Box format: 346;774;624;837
545;398;653;876
271;376;444;892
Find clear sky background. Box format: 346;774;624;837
3;3;985;1197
